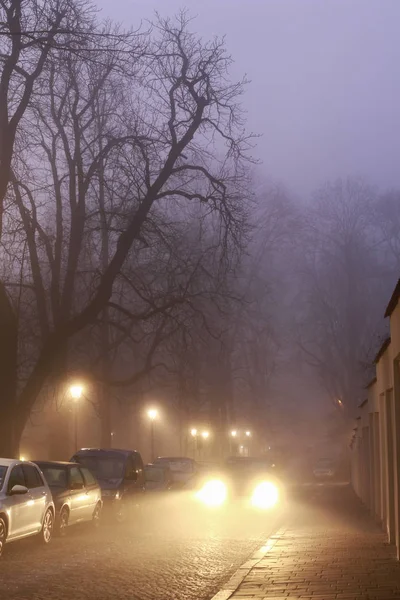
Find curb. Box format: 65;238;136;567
210;527;287;600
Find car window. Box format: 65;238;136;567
38;466;68;488
70;467;85;487
0;466;8;490
8;465;25;491
74;456;125;480
145;467;165;483
80;467;97;486
22;465;44;488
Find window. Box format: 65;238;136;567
8;465;25;491
80;467;97;487
0;466;8;491
39;466;67;488
75;456;125;480
22;465;44;489
69;467;85;488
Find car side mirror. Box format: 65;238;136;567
71;482;84;490
10;484;28;495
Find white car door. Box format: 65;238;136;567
22;464;47;533
6;465;32;539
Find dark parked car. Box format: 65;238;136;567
153;457;198;488
35;461;102;534
144;463;174;492
71;449;145;521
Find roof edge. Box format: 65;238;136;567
384;279;400;318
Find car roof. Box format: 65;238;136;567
0;458;21;467
35;461;78;468
74;448;140;457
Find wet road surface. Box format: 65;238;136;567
0;494;283;600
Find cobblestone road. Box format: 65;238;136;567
0;494;282;600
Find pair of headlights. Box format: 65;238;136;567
196;479;279;509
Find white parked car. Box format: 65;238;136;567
0;459;55;556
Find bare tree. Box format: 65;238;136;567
296;178;389;415
0;11;251;457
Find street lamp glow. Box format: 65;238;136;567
245;431;251;437
231;430;237;437
70;384;83;400
201;431;209;439
190;428;198;437
147;408;158;421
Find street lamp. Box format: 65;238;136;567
190;428;197;437
231;430;237;437
147;408;158;461
70;383;83;450
245;431;251;437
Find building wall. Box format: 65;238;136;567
351;282;400;556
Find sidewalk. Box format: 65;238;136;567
217;484;400;600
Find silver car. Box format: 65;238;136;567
0;458;55;556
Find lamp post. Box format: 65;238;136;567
190;428;198;459
245;430;251;457
230;430;237;455
147;409;158;461
70;384;83;450
200;430;209;460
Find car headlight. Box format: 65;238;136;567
251;481;279;510
196;479;227;507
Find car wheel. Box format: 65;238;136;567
0;517;7;557
40;509;54;545
57;507;69;536
92;503;102;528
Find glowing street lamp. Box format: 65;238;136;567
245;431;251;437
148;408;158;421
190;428;198;437
147;408;159;460
70;384;83;400
231;430;237;437
201;431;209;439
70;383;84;450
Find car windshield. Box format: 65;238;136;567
39;466;68;488
145;467;165;483
76;456;125;480
0;465;7;490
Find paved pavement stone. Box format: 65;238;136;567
231;484;400;599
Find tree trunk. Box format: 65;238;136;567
0;282;18;457
99;381;112;448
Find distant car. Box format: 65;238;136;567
35;461;102;534
71;449;145;522
194;456;282;509
313;459;335;478
153;457;198;487
0;459;55;557
144;463;174;492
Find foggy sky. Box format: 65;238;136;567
96;0;400;200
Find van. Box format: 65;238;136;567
71;448;145;521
